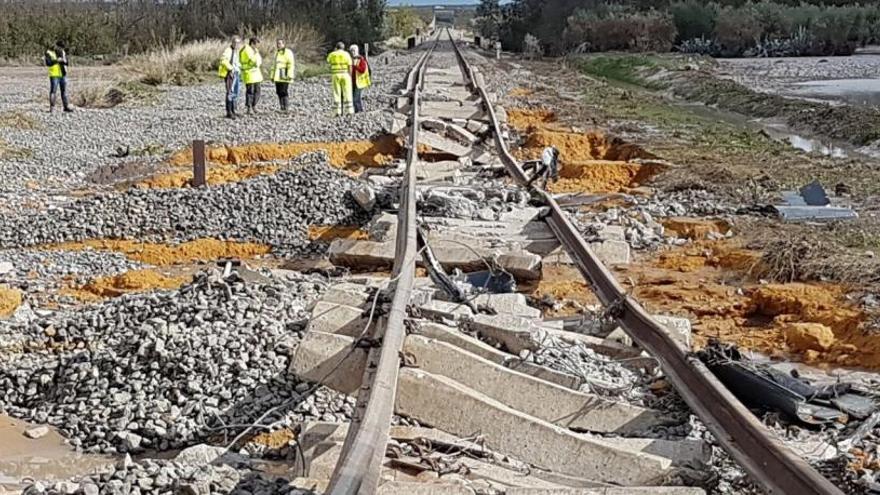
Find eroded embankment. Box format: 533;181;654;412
621;241;879;370
510;107;664;193
138;135;403;189
537;238;879;370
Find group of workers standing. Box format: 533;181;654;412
219;36;371;119
42;36;372;118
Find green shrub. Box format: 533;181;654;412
577;55;659;86
714;5;762;56
565;7;676;53
671;1;718;42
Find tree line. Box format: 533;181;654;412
477;0;880;57
0;0;387;59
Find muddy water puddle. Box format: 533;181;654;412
787;78;880;107
0;414;113;489
676;101;858;158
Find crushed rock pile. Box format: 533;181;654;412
0;152;371;256
0;270;352;454
23;445;309;495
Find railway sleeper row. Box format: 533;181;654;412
287;38;709;495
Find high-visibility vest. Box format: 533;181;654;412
218;46;236;78
46;49;63;78
240;45;264;84
327;49;352;76
354;56;371;89
272;48;295;83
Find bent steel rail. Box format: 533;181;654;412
447;30;843;495
325;35;439;495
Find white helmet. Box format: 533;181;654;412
349;44;360;56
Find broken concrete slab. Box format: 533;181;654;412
396;368;673;485
328;238;394;271
377;481;475;495
405;335;672;434
419;299;474;322
319;283;372;307
539;328;657;370
470;313;541;354
421;106;486;121
586;437;711;466
414;161;462;181
415;322;583;390
446;123;479;145
655;315;692;348
544;239;631;266
289;331;365;394
604;316;692;350
466;119;490;135
421;118;447;133
496;250;542;281
420;131;471;157
306;301;370;337
495;105;508;123
471;293;542;319
772;205;857;222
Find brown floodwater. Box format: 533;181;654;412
0;414;113;490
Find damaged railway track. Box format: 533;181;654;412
292;30;846;495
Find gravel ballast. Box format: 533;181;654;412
0;270;356;455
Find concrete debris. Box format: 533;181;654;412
420;131;471;157
23;425;50;439
352;183;377;211
396;368;673;485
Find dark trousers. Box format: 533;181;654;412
245;83;261;110
275;82;289;98
49;76;69;110
353;86;364;113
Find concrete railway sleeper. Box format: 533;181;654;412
293;29;844;495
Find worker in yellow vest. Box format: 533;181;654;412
218;36;242;119
349;44;371;114
326;42;354;116
241;37;264;115
271;39;295;113
45;40;72;113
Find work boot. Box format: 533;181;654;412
63;106;73;113
225;101;233;119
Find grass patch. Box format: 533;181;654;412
576;54;665;88
0;139;33;159
71;80;161;109
123;39;226;86
0;111;41;130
